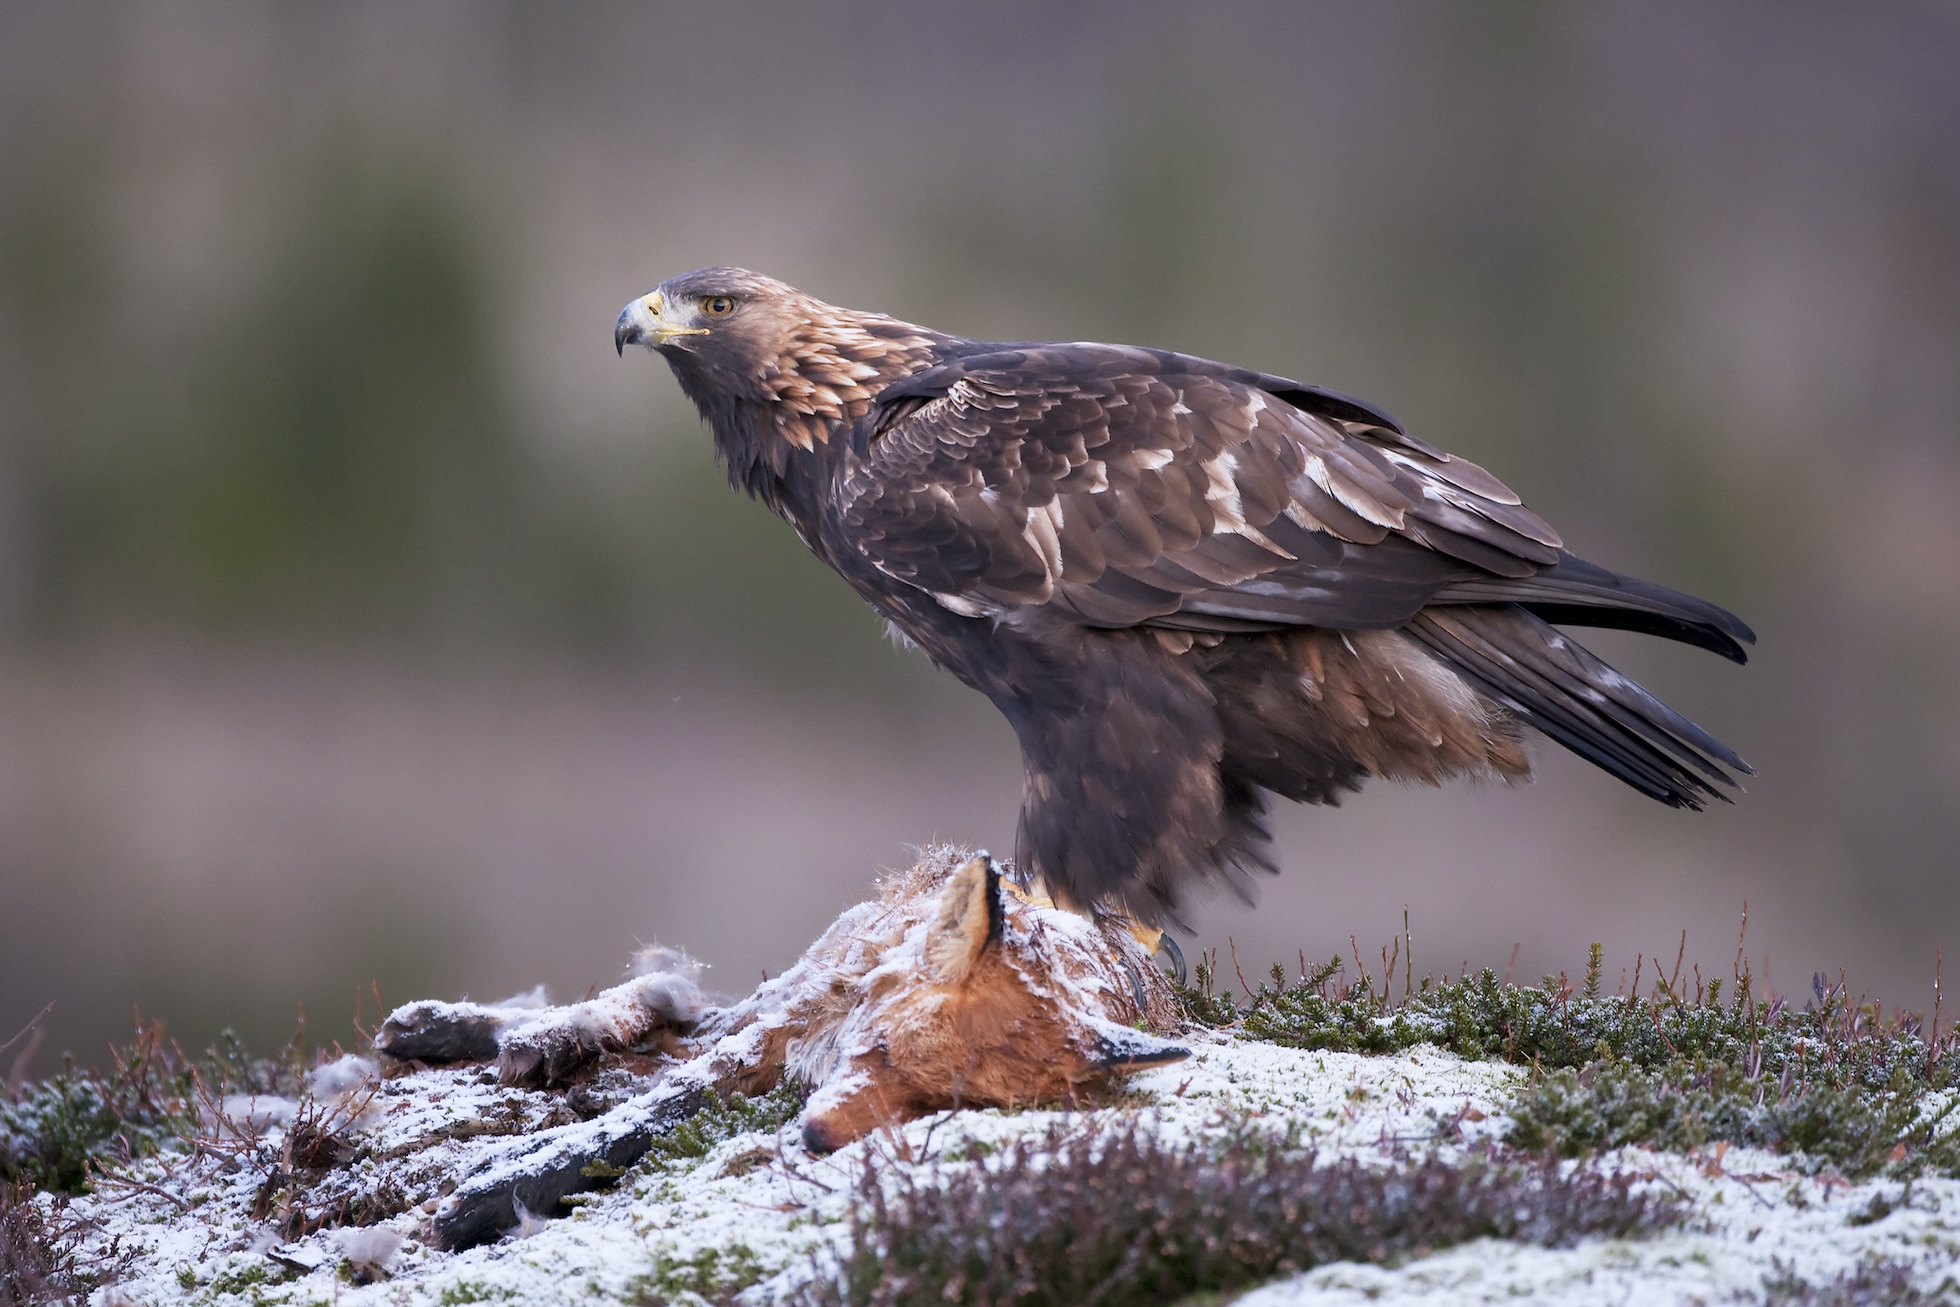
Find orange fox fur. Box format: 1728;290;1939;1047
377;849;1188;1157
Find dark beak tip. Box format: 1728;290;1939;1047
613;307;641;358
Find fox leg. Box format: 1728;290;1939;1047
430;1018;794;1249
376;952;707;1089
432;1074;710;1249
490;971;704;1087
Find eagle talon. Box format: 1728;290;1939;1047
1153;932;1188;987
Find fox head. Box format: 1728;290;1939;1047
795;854;1189;1152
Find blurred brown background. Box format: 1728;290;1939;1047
3;1;1957;1070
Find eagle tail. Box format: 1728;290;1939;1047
1430;555;1756;664
1405;606;1752;809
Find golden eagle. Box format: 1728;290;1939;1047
616;269;1752;922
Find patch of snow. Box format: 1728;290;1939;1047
58;1035;1960;1305
50;851;1960;1305
1239;1143;1960;1305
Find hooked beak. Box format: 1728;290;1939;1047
614;290;708;356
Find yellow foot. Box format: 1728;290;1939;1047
998;874;1179;979
998;877;1057;912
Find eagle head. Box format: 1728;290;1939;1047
613;266;819;402
616;268;950;464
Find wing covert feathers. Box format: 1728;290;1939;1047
841;339;1751;822
845;344;1572;631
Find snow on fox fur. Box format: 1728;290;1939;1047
375;848;1188;1248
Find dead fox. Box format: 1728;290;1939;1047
377;849;1189;1248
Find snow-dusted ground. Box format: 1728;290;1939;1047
59;1033;1960;1305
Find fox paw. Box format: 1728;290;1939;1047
375;998;522;1065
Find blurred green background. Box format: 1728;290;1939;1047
3;1;1957;1070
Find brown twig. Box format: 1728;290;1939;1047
0;1002;53;1061
3;1007;50;1095
1931;945;1945;1082
89;1172;192;1212
1733;901;1750;986
1402;906;1414;1002
1228;938;1254;1001
774;1124;835;1198
352;979;387;1048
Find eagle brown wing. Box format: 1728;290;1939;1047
839;343;1752;809
840;343;1746;656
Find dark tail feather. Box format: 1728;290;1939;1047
1431;554;1756;664
1406;606;1751;809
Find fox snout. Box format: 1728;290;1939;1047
800;1114;849;1155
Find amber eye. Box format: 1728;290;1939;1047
700;295;736;318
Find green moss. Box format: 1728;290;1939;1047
1509;1056;1960;1178
0;1025;201;1193
636;1084;806;1177
1;1022;315;1195
939;1137;995;1163
207;1261;282;1294
1183;955;1951;1086
186;1257;308;1305
1181;948;1959;1177
599;1088;811;1303
630;1243;767;1305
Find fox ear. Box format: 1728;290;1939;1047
924;854;1004;984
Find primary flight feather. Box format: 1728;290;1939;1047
616;268;1753;923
